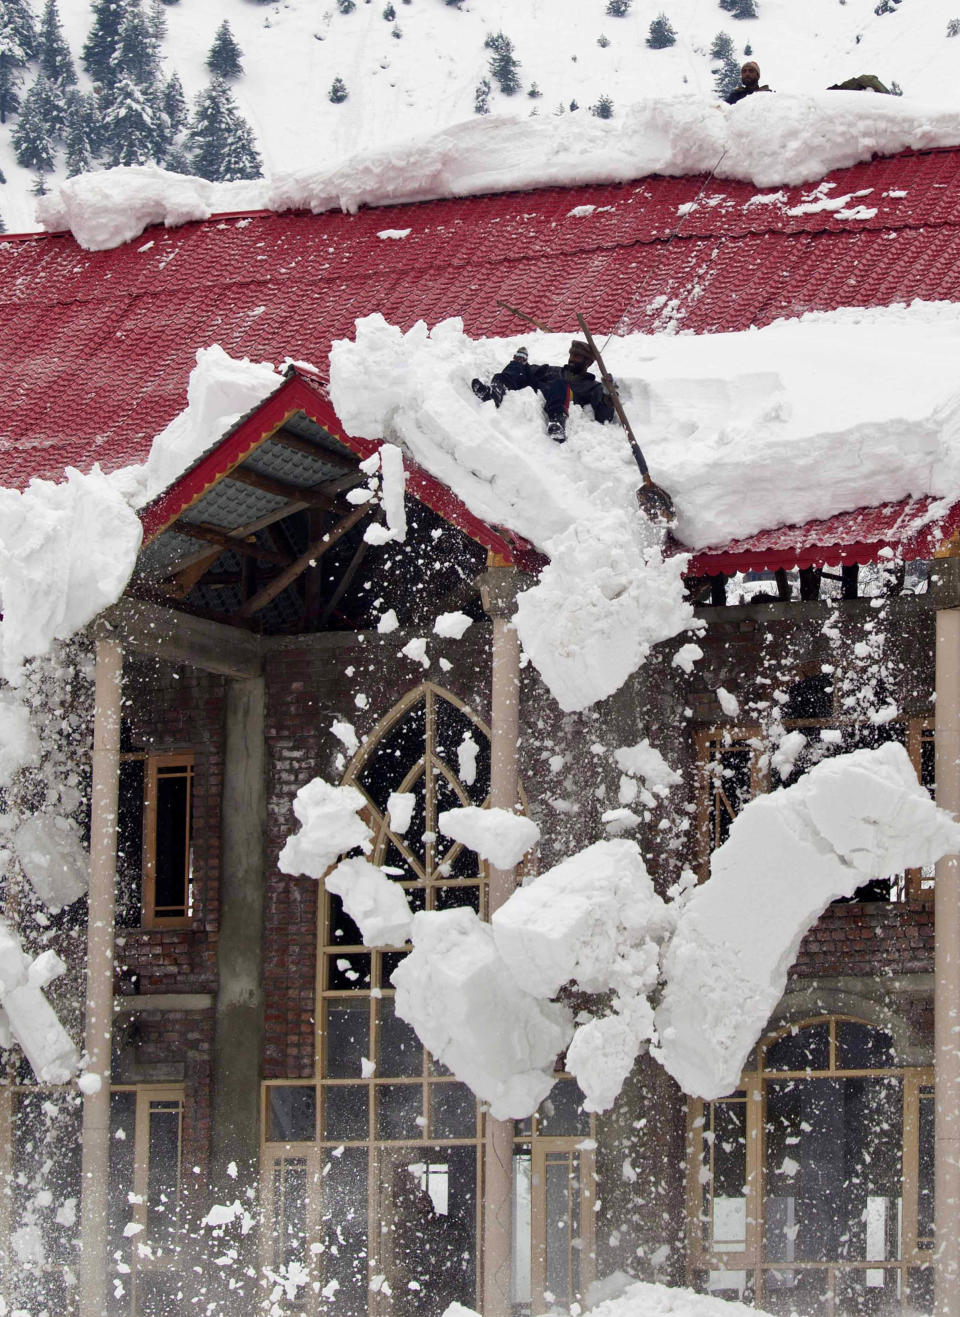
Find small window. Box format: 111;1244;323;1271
117;752;194;929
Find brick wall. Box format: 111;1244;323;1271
791;898;934;979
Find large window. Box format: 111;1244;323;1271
687;1017;933;1314
262;683;594;1315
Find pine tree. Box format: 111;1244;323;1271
38;0;75;86
485;31;520;94
948;19;960;37
148;0;165;41
115;0;159;85
710;29;738;95
0;15;27;123
64;91;94;174
336;0;355;11
206;19;243;79
103;72;157;164
731;0;757;16
710;31;734;59
162;69;185;135
391;22;401;36
164;141;188;172
82;0;126;84
646;13;676;47
606;0;631;13
591;93;614;118
2;0;39;62
597;33;610;47
187;78;261;181
329;75;347;102
12;76;55;169
0;211;6;235
474;76;490;114
382;2;395;16
31;169;48;194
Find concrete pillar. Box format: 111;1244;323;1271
936;603;960;1317
79;632;123;1317
211;676;267;1197
480;563;524;1317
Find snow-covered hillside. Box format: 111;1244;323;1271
3;0;960;234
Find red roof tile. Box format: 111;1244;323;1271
4;146;960;568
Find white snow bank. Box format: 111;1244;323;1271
277;779;372;879
110;345;283;510
332;301;960;556
40;96;960;251
0;918;78;1084
0;466;142;683
330;314;696;710
438;806;539;870
13;815;88;910
392;907;573;1119
656;742;960;1099
36;164;267;252
324;857;412;947
445;1280;768;1317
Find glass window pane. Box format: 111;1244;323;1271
267;1085;316;1142
322;1147;368;1315
324;1000;371;1079
116;759;144;928
394;1147;477;1309
538;1081;589;1136
327;892;364;946
762;1268;829;1317
836;1020;895;1070
146;1100;182;1246
377;1083;423;1140
154;768;191;917
435;882;480;912
323;1086;368;1141
545;1152;580;1304
513;1150;532;1307
378;998;422;1077
431;1084;477;1139
765;1024;829;1072
109;1091;137;1259
272;1156;307;1269
918;1089;934;1245
327;953;371;990
711;1100;747;1251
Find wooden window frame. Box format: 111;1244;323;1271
121;750;195;929
686;1016;933;1312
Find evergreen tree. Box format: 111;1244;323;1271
391;22;401;36
38;0;75;86
336;0;355;11
0;16;27;123
164;141;188;172
591;93;614;118
187;78;262;181
329;75;347;102
103;72;157;163
527;80;541;97
606;0;631;13
82;0;126;84
162;68;185;134
115;0;159;85
731;0;757;16
646;13;676;47
485;30;520;94
206;19;243;79
710;31;733;59
148;0;165;41
31;169;48;194
64;91;93;174
382;2;395;16
710;30;738;94
474;76;490;114
948;19;960;36
11;75;55;169
719;0;737;10
1;0;39;61
0;211;6;235
597;33;610;47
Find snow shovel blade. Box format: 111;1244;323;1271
574;313;675;524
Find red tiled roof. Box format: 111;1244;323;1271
4;146;960;567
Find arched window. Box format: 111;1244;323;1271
687;1016;933;1315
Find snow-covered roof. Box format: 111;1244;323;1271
5;145;960;569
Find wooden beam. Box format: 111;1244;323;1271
105;597;263;678
319;539;368;628
225;465;337;510
238;505;371;618
172;520;291;565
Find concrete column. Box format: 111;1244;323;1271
211;676;267;1198
79;632;123;1317
480;564;524;1317
936;603;960;1317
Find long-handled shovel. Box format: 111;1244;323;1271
575;313;675;523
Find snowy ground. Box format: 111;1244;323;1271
7;0;960;233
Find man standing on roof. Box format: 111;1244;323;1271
725;61;773;104
471;340;616;443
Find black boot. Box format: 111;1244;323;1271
472;377;505;407
546;414;566;444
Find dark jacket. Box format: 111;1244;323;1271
725;83;773;105
495;358;616;423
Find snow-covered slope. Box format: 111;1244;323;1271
3;0;960;234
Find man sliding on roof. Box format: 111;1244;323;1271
472;339;616;444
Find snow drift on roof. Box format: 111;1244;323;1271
36;93;960;251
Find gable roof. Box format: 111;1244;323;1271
4;146;960;575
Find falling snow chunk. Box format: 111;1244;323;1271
457;734;479;785
0;917;78;1084
278;779;372;879
401;637;429;668
325;858;413;947
433;612;472;639
77;1072;102;1095
377;609;400;634
331;720;359;755
671;643;704;675
379;443;407;541
0;692;41;786
438;806;539;870
614;740;681;789
387;791;415;834
717;687;740;718
14;815;89;910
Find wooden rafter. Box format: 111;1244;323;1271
237;504;371;618
225;465;337;510
172;520;291;565
318;539;369;629
270;428;356;469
